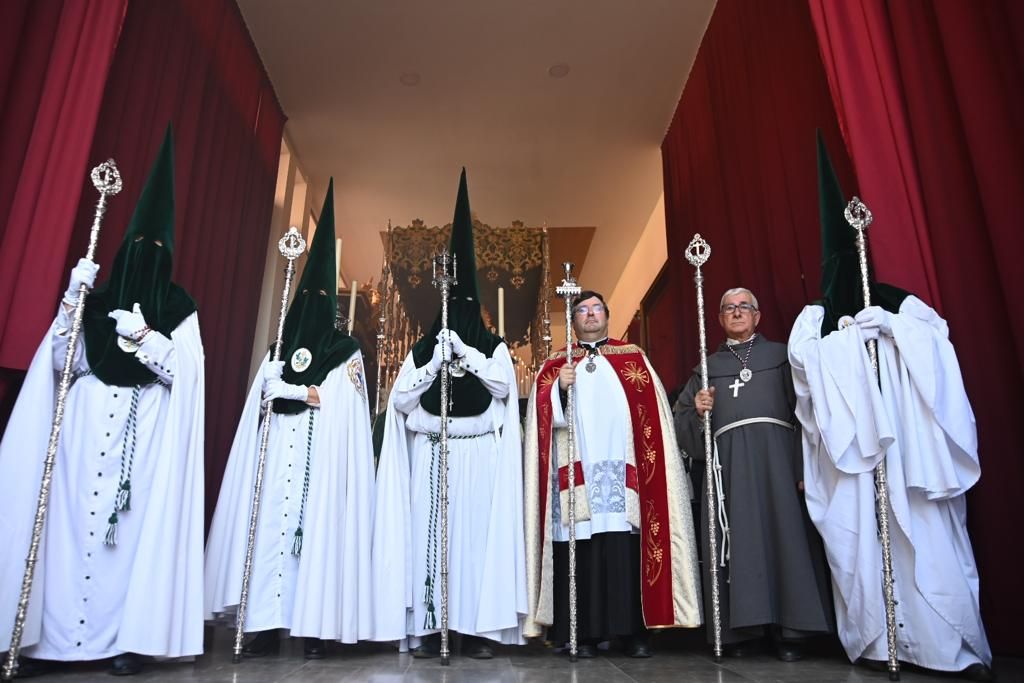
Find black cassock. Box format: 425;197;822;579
674;335;834;644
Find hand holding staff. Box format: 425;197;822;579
232;227;307;663
554;262;581;662
846;198;900;682
684;233;723;662
2;161;123;682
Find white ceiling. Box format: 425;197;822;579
238;0;715;303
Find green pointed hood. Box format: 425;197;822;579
816;131;908;335
274;178;359;414
411;168;502;417
83;125;196;386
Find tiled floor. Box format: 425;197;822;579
15;629;1022;682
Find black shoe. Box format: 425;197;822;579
11;658;60;678
412;633;441;659
855;657;890;672
627;634;652;658
304;638;326;660
109;653;144;676
723;641;756;658
461;635;494;660
775;641;803;662
574;642;598;659
242;630;280;658
959;663;994;682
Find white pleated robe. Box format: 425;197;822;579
0;313;205;659
371;343;527;645
204;350;375;642
788;296;991;671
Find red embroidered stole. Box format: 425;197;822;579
533;340;675;626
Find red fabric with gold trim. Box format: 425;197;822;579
533;339;675;627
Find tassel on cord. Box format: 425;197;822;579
291;527;303;556
105;512;119;546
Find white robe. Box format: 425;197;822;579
371;343;526;645
0;313;205;659
789;296;991;670
204;351;375;642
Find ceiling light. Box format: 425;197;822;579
399;72;421;86
548;63;570;78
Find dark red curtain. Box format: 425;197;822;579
810;0;1024;654
0;0;285;528
657;0;855;395
65;0;286;527
0;0;127;412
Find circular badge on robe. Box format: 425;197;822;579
291;347;312;372
117;336;141;353
838;315;856;330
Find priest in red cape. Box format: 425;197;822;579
523;290;702;657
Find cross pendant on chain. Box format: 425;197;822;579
729;378;745;398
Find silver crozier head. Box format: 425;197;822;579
685;233;711;268
844;197;873;234
278;226;307;261
91;159;123;196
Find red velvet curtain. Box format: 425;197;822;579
0;0;285;527
0;0;127;414
65;0;286;526
657;0;855;395
810;0;1024;654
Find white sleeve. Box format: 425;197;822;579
390;357;436;415
135;331;176;384
457;345;511;399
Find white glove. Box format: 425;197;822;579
440;328;468;357
263;360;285;381
63;258;100;303
262;360;285;393
263;378;308;402
855;306;892;338
428;337;445;374
108;303;149;341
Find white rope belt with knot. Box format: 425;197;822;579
710;416;796;569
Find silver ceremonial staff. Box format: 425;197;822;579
232;226;307;663
431;250;457;665
1;161;123;682
684;234;723;662
554;262;581;662
846;198;900;682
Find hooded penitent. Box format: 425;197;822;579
816;131;909;336
83;126;196;387
274;178;359;414
411;168;502;417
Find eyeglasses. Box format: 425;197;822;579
573;303;606;317
721;302;757;315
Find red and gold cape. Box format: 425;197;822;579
523;339;702;637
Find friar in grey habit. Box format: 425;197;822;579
673;287;833;661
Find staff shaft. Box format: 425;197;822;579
3;161;121;682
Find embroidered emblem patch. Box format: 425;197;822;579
347;357;366;398
291;347;312;372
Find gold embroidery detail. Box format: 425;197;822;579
644;500;664;587
637;404;658;484
538;368;558;391
620;360;650;392
548;344;643;361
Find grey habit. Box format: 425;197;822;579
673;335;834;644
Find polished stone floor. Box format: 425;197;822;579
17;629;1022;682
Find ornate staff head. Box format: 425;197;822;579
278;226;306;261
844;196;873;234
91;159;123;196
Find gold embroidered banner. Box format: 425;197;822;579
389;219;545;345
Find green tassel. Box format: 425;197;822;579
116;480;131;512
291;527;303;557
105;512;119;546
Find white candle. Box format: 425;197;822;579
497;286;505;339
335;238;342;289
347;280;357;334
